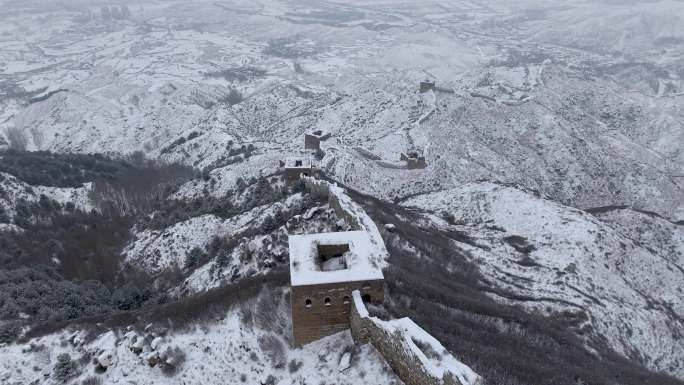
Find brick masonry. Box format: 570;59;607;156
302;178;362;230
291;280;383;346
304;134;321;150
285;166;313;182
304;131;331;151
419;80;435;93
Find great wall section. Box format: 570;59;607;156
289;174;483;385
351;290;480;385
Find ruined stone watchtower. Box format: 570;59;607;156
401;152;427;169
289;231;384;346
304;130;331;151
283;158;314;183
288;177;481;385
419;80;435;93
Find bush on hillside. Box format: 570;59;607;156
0;320;21;344
53;353;79;383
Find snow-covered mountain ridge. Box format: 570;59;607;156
2;0;682;219
403;182;684;377
1;0;683;384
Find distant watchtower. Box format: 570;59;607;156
304;130;331;151
419;80;435;93
289;231;384;346
283;158;313;183
400;152;427;169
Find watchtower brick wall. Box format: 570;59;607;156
304;134;321;150
304;130;332;151
291;280;383;346
285;164;313;182
420;81;435;93
400;153;427;169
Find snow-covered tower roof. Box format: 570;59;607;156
289;231;384;287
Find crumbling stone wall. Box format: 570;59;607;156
300;177;389;255
327;190;363;230
349;293;370;344
302;176;331;200
301;177;362;231
350;292;468;385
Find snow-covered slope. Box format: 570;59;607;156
0;172;92;221
0;288;399;385
403;182;684;378
594;208;684;268
123;195;300;275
